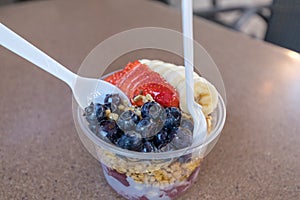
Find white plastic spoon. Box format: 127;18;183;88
182;1;207;144
0;23;129;108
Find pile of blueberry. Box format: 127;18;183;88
83;94;194;153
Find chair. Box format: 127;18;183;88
264;0;300;52
193;0;300;52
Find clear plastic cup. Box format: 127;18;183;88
73;92;226;200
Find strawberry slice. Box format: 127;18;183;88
104;71;124;85
104;61;141;85
132;83;179;108
123;60;141;72
105;60;180;108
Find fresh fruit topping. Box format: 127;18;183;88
163;107;181;130
136;117;153;136
84;102;94;116
123;60;141;73
104;102;118;113
83;102;98;125
140;140;156;152
141;101;165;122
116;131;142;151
133;83;179;108
98;119;123;144
152;129;170;149
95;103;107;122
83;91;195;153
104;61;141;85
138;102;166;137
83;102;110;124
178;153;192;163
167;129;177;142
141;59;219;116
104;61;180;108
104;93;122;106
104;71;124;85
117;110;140;131
170;127;192;149
159;143;175;152
88;124;98;134
180;118;194;132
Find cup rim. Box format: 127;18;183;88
75;93;226;160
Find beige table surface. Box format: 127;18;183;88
0;0;300;199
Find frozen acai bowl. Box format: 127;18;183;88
71;28;226;200
73;88;225;200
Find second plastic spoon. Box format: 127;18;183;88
182;1;207;144
0;23;129;108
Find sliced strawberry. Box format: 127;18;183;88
105;61;180;108
117;63;150;95
123;60;141;72
104;61;141;85
132;83;179;108
104;71;124;85
120;65;158;96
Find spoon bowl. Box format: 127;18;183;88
0;23;130;108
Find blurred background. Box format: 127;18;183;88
159;0;300;53
0;0;299;52
0;0;31;6
161;0;272;39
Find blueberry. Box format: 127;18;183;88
117;110;140;131
104;102;118;113
180;118;194;132
178;153;192;163
170;127;192;149
88;124;98;134
84;102;95;116
136;117;159;138
167;128;177;142
97;119;123;144
95;103;107;122
141;101;166;122
163;107;181;130
159;143;175;152
152;129;169;149
85;113;98;125
117;131;142;151
104;93;121;106
84;103;98;125
140;140;156;152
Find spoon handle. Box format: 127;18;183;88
182;0;195;110
0;23;76;88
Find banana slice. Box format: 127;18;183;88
140;59;218;116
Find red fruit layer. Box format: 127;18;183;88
102;163;201;200
104;166;129;187
105;61;179;108
133;83;179;107
104;61;140;85
105;71;124;85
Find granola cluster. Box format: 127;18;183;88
97;148;202;186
